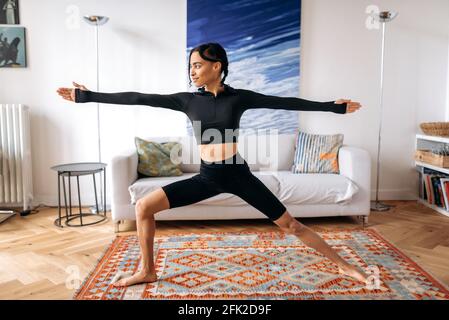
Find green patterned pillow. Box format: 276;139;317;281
135;137;183;177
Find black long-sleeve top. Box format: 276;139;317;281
75;84;347;145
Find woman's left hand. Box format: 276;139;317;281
335;99;361;113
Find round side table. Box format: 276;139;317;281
51;162;108;227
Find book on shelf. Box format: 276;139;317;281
432;176;442;207
440;178;449;209
417;166;449;210
425;174;433;204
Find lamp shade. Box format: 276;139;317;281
83;15;109;26
371;11;398;23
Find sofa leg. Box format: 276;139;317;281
355;215;368;228
362;216;368;228
114;220;121;233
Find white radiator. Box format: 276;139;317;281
0;104;33;212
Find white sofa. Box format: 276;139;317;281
110;134;371;233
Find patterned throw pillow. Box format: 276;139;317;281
135;137;183;177
292;131;344;174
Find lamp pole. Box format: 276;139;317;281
370;11;398;212
83;15;110;213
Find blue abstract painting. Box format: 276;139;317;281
186;0;301;136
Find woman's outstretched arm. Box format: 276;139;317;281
57;81;192;113
237;89;354;114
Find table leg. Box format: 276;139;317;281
76;175;83;226
57;172;62;227
103;167;107;216
62;174;68;221
68;172;72;217
93;173;99;214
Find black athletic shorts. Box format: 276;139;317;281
161;152;286;221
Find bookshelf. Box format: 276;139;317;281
415;134;449;218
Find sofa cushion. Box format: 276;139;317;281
237;134;296;171
128;173;198;205
273;171;359;205
128;171;280;206
135;137;183;177
128;170;358;207
292;131;343;174
139;136;201;173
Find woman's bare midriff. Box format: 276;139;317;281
199;142;238;162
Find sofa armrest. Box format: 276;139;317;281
338;146;371;214
111;148;138;221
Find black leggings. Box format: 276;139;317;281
161;152;287;221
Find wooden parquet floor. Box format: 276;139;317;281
0;200;448;299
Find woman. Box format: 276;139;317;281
57;42;366;288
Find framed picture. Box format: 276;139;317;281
0;0;19;24
0;26;26;67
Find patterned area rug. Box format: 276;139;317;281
73;228;449;300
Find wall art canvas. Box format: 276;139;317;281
0;26;26;67
186;0;302;137
0;0;19;24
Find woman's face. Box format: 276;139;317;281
189;51;222;87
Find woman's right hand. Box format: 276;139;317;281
56;81;89;102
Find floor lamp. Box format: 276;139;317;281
370;11;398;212
83;15;110;213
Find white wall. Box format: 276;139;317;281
299;0;449;200
1;0;190;206
0;0;448;207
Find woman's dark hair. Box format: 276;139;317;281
188;42;229;87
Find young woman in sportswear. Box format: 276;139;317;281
57;42;366;287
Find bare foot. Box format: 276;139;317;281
111;270;157;287
338;264;369;284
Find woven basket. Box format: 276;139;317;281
420;122;449;137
